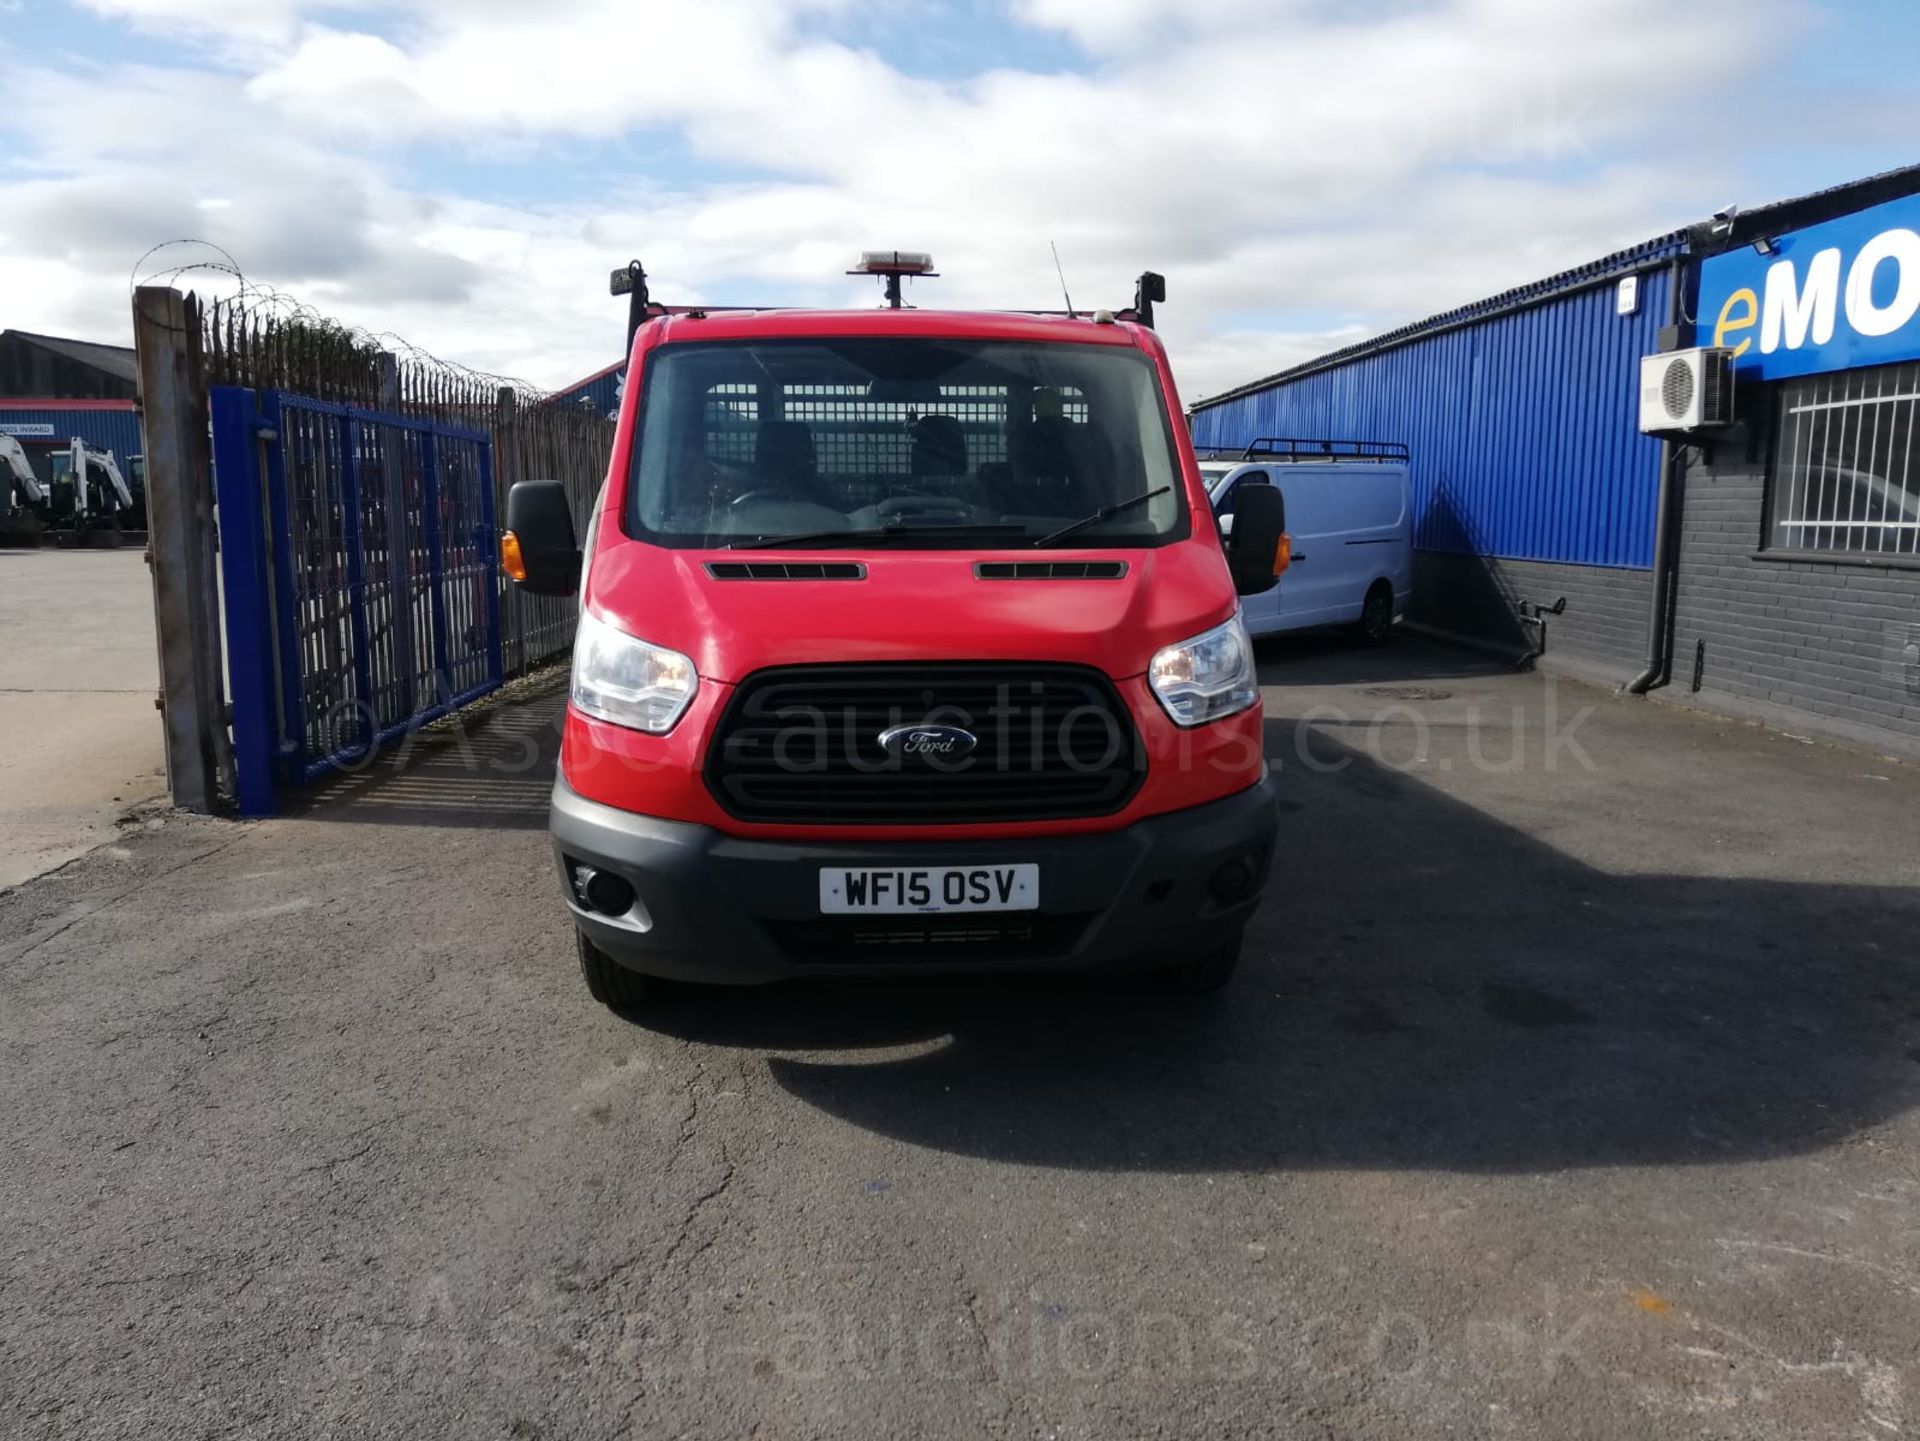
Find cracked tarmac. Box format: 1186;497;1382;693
1;638;1917;1439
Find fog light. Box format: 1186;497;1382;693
572;863;636;916
1209;856;1257;902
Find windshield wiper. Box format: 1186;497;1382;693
1031;486;1172;548
727;522;1030;550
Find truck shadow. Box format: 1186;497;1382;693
1251;628;1517;686
641;718;1920;1174
1404;483;1541;657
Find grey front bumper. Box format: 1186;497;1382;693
549;774;1278;984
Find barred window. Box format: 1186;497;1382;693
631;338;1181;548
702;382;758;464
1769;360;1920;558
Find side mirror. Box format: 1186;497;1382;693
502;479;581;597
1225;473;1285;596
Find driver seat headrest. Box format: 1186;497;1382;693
754;420;816;486
910;414;969;476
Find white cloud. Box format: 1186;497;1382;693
76;0;300;24
0;0;1851;399
1010;0;1304;53
71;0;315;48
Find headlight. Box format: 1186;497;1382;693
570;609;698;734
1149;613;1258;727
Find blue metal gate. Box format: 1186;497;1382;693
211;386;502;815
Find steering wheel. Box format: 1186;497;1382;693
878;494;970;520
728;488;793;509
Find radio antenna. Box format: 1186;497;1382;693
1050;241;1076;318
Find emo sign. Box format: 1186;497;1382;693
1699;190;1920;381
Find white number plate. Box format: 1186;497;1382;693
819;865;1039;914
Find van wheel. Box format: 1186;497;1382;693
578;930;652;1011
1356;582;1395;647
1158;930;1243;994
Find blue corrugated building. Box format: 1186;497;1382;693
0;401;142;459
1191;235;1687;669
1;330;145;499
1195;240;1680;570
0;402;144;508
549;359;624;421
1189;166;1920;759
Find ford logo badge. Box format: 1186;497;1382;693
878;723;978;761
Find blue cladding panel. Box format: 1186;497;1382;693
1190;268;1672;569
0;405;143;460
550;366;622;421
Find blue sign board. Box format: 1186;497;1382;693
1697;189;1920;381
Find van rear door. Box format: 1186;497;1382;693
1275;464;1408;628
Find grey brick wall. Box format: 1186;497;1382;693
1671;454;1920;750
1411;550;1650;671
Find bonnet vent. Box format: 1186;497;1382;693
974;560;1128;580
705;561;866;580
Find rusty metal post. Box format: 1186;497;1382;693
494;385;521;675
376;351;401;414
133;285;231;811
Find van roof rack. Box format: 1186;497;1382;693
611;259;1167;348
1236;437;1410;463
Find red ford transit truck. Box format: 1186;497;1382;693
503;256;1287;1009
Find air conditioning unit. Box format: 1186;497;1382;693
1639;347;1734;433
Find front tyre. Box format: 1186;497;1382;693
578;929;652;1011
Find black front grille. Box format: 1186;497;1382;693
770;914;1090;963
706;663;1145;824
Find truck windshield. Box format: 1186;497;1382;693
624;338;1187;549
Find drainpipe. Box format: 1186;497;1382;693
1625;437;1681;693
1626;248;1694;695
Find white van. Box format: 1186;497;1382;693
1197;439;1412;645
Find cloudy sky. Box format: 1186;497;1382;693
2;0;1916;401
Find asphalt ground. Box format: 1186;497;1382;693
2;635;1916;1439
